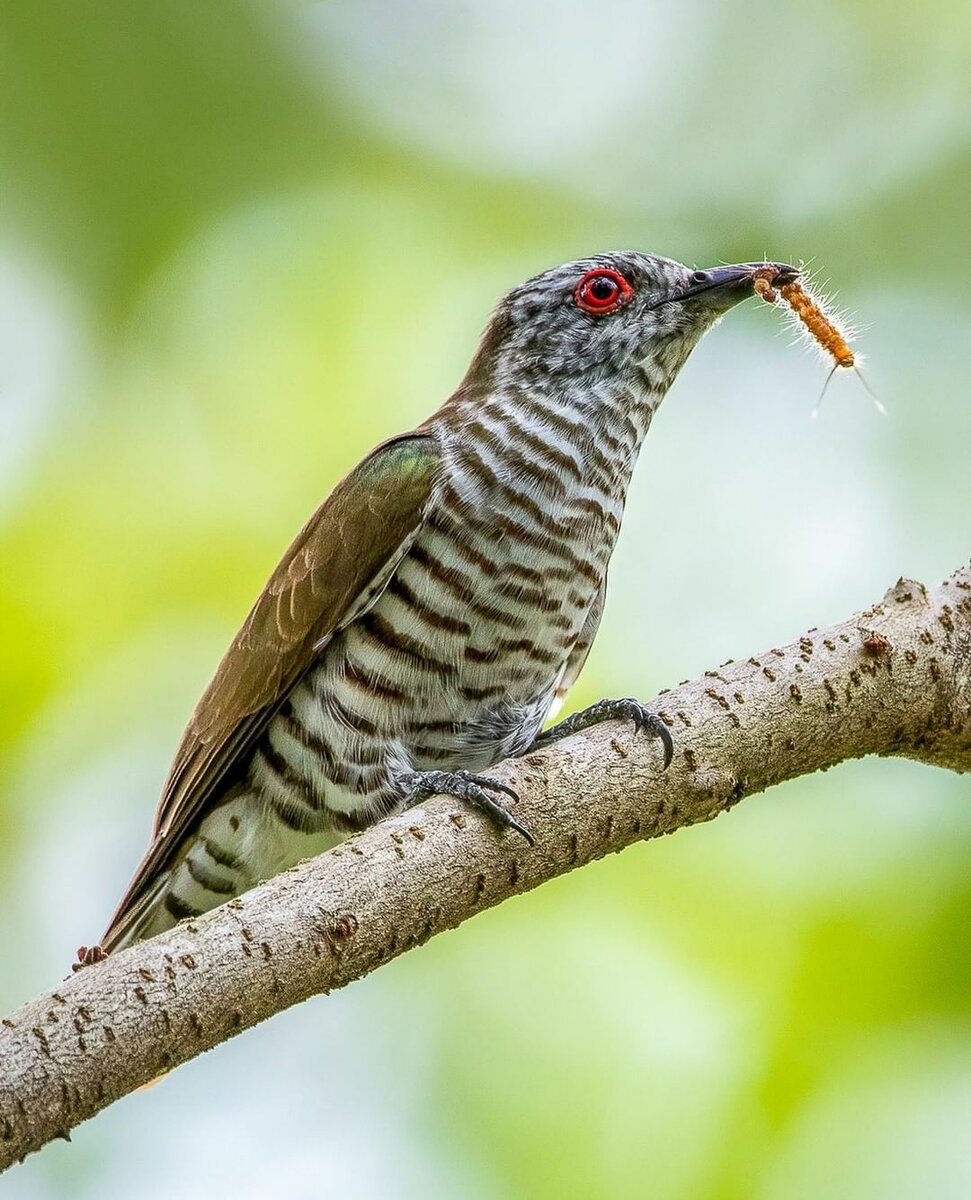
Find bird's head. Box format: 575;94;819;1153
466;252;799;398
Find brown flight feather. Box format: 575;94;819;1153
100;433;443;951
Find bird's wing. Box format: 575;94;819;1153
100;432;442;949
548;579;606;721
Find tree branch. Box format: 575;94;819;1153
2;565;969;1171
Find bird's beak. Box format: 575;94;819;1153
676;261;800;309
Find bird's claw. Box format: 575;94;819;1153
624;702;674;769
531;696;673;768
399;769;534;846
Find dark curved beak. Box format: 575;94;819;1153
678;261;800;306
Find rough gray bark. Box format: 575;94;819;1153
1;565;969;1171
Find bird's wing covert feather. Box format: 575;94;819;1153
101;432;442;946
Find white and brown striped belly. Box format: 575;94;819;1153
250;443;623;843
134;488;615;940
137;406;644;941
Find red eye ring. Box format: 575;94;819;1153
574;268;633;315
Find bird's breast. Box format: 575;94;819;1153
254;428;629;822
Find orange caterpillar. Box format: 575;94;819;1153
779;280;854;368
752;270;779;304
753;265;882;410
752;267;854;369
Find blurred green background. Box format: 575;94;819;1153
2;3;970;1197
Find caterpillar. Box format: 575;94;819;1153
779;281;854;368
752;266;854;369
752;270;778;304
753;265;882;412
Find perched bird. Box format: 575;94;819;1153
91;252;797;955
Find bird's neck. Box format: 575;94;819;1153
433;364;670;500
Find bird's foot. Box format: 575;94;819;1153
399;769;534;846
530;697;673;767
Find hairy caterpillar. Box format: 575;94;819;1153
752;270;778;305
753;268;853;367
780;281;854;368
752;265;880;410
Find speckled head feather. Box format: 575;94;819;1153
463;252;796;396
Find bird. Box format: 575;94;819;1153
88;251;798;957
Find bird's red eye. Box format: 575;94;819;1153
574;268;633;315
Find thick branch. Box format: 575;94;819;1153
2;565;969;1170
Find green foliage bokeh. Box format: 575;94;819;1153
1;4;969;1198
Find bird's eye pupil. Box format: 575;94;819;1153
691;270;710;284
590;277;616;300
574;267;632;314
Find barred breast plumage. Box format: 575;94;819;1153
93;252;798;954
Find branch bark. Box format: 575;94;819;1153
2;565;970;1171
